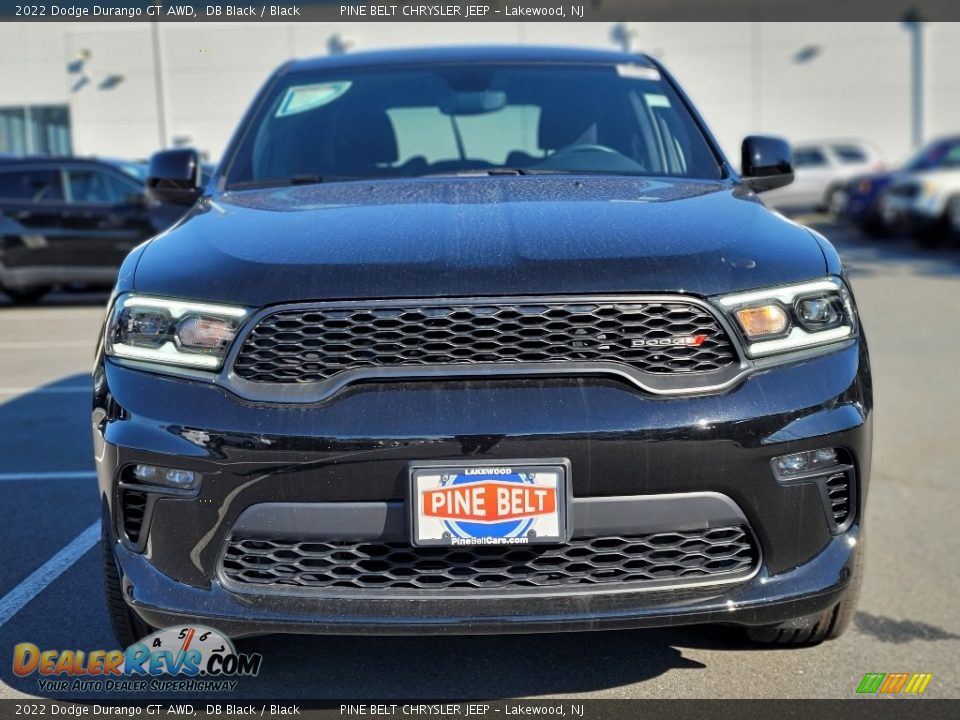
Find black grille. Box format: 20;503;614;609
221;526;756;591
825;472;851;525
232;300;737;384
887;183;920;199
121;489;148;543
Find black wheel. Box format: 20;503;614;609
945;195;960;241
858;215;892;239
825;185;848;218
915;219;948;248
3;285;50;304
102;520;152;648
747;535;864;645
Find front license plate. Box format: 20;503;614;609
409;460;569;547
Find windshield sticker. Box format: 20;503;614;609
275;81;352;117
644;93;672;108
616;64;661;81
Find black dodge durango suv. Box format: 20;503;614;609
94;47;872;647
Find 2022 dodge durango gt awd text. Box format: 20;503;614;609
94;47;872;648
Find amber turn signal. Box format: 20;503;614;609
735;304;789;338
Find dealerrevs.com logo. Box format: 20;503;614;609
13;626;262;693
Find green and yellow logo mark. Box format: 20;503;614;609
856;672;933;695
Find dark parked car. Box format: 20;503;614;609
95;47;871;648
0;157;186;302
844;135;960;236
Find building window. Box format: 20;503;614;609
0;105;72;155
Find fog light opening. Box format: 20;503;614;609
132;464;157;481
772;447;841;478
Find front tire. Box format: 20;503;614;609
858;214;892;239
945;195;960;242
747;535;864;645
915;220;948;248
3;285;50;304
102;520;152;648
826;185;848;218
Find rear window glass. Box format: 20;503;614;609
65;168;139;204
0;168;63;201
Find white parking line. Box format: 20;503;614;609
0;340;92;349
0;386;89;396
0;471;97;483
0;521;99;628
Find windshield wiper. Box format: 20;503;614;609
227;174;363;190
289;174;327;184
420;168;573;178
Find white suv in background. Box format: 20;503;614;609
762;139;884;214
881;166;960;246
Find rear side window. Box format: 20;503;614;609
65;168;139;204
0;168;63;201
831;145;869;163
793;148;828;168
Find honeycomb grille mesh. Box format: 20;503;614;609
220;526;756;591
232;300;737;384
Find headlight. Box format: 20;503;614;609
716;278;856;358
105;294;248;370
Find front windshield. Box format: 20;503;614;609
907;139;960;171
224;62;724;188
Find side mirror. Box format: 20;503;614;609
741;135;794;193
146;148;201;205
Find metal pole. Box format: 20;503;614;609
903;14;925;149
24;105;34;155
912;23;924;148
151;22;169;149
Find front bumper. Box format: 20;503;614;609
879;192;945;230
116;531;858;637
94;339;872;637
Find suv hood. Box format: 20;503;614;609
134;176;827;306
898;167;960;187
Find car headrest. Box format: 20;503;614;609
538;105;598;151
337;109;399;167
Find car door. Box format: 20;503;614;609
784;147;834;206
0;165;68;273
59;163;155;271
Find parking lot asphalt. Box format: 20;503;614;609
0;218;958;700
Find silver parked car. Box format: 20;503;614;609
762;139;884;214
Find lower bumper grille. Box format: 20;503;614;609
825;472;852;526
120;489;148;544
221;526;757;592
